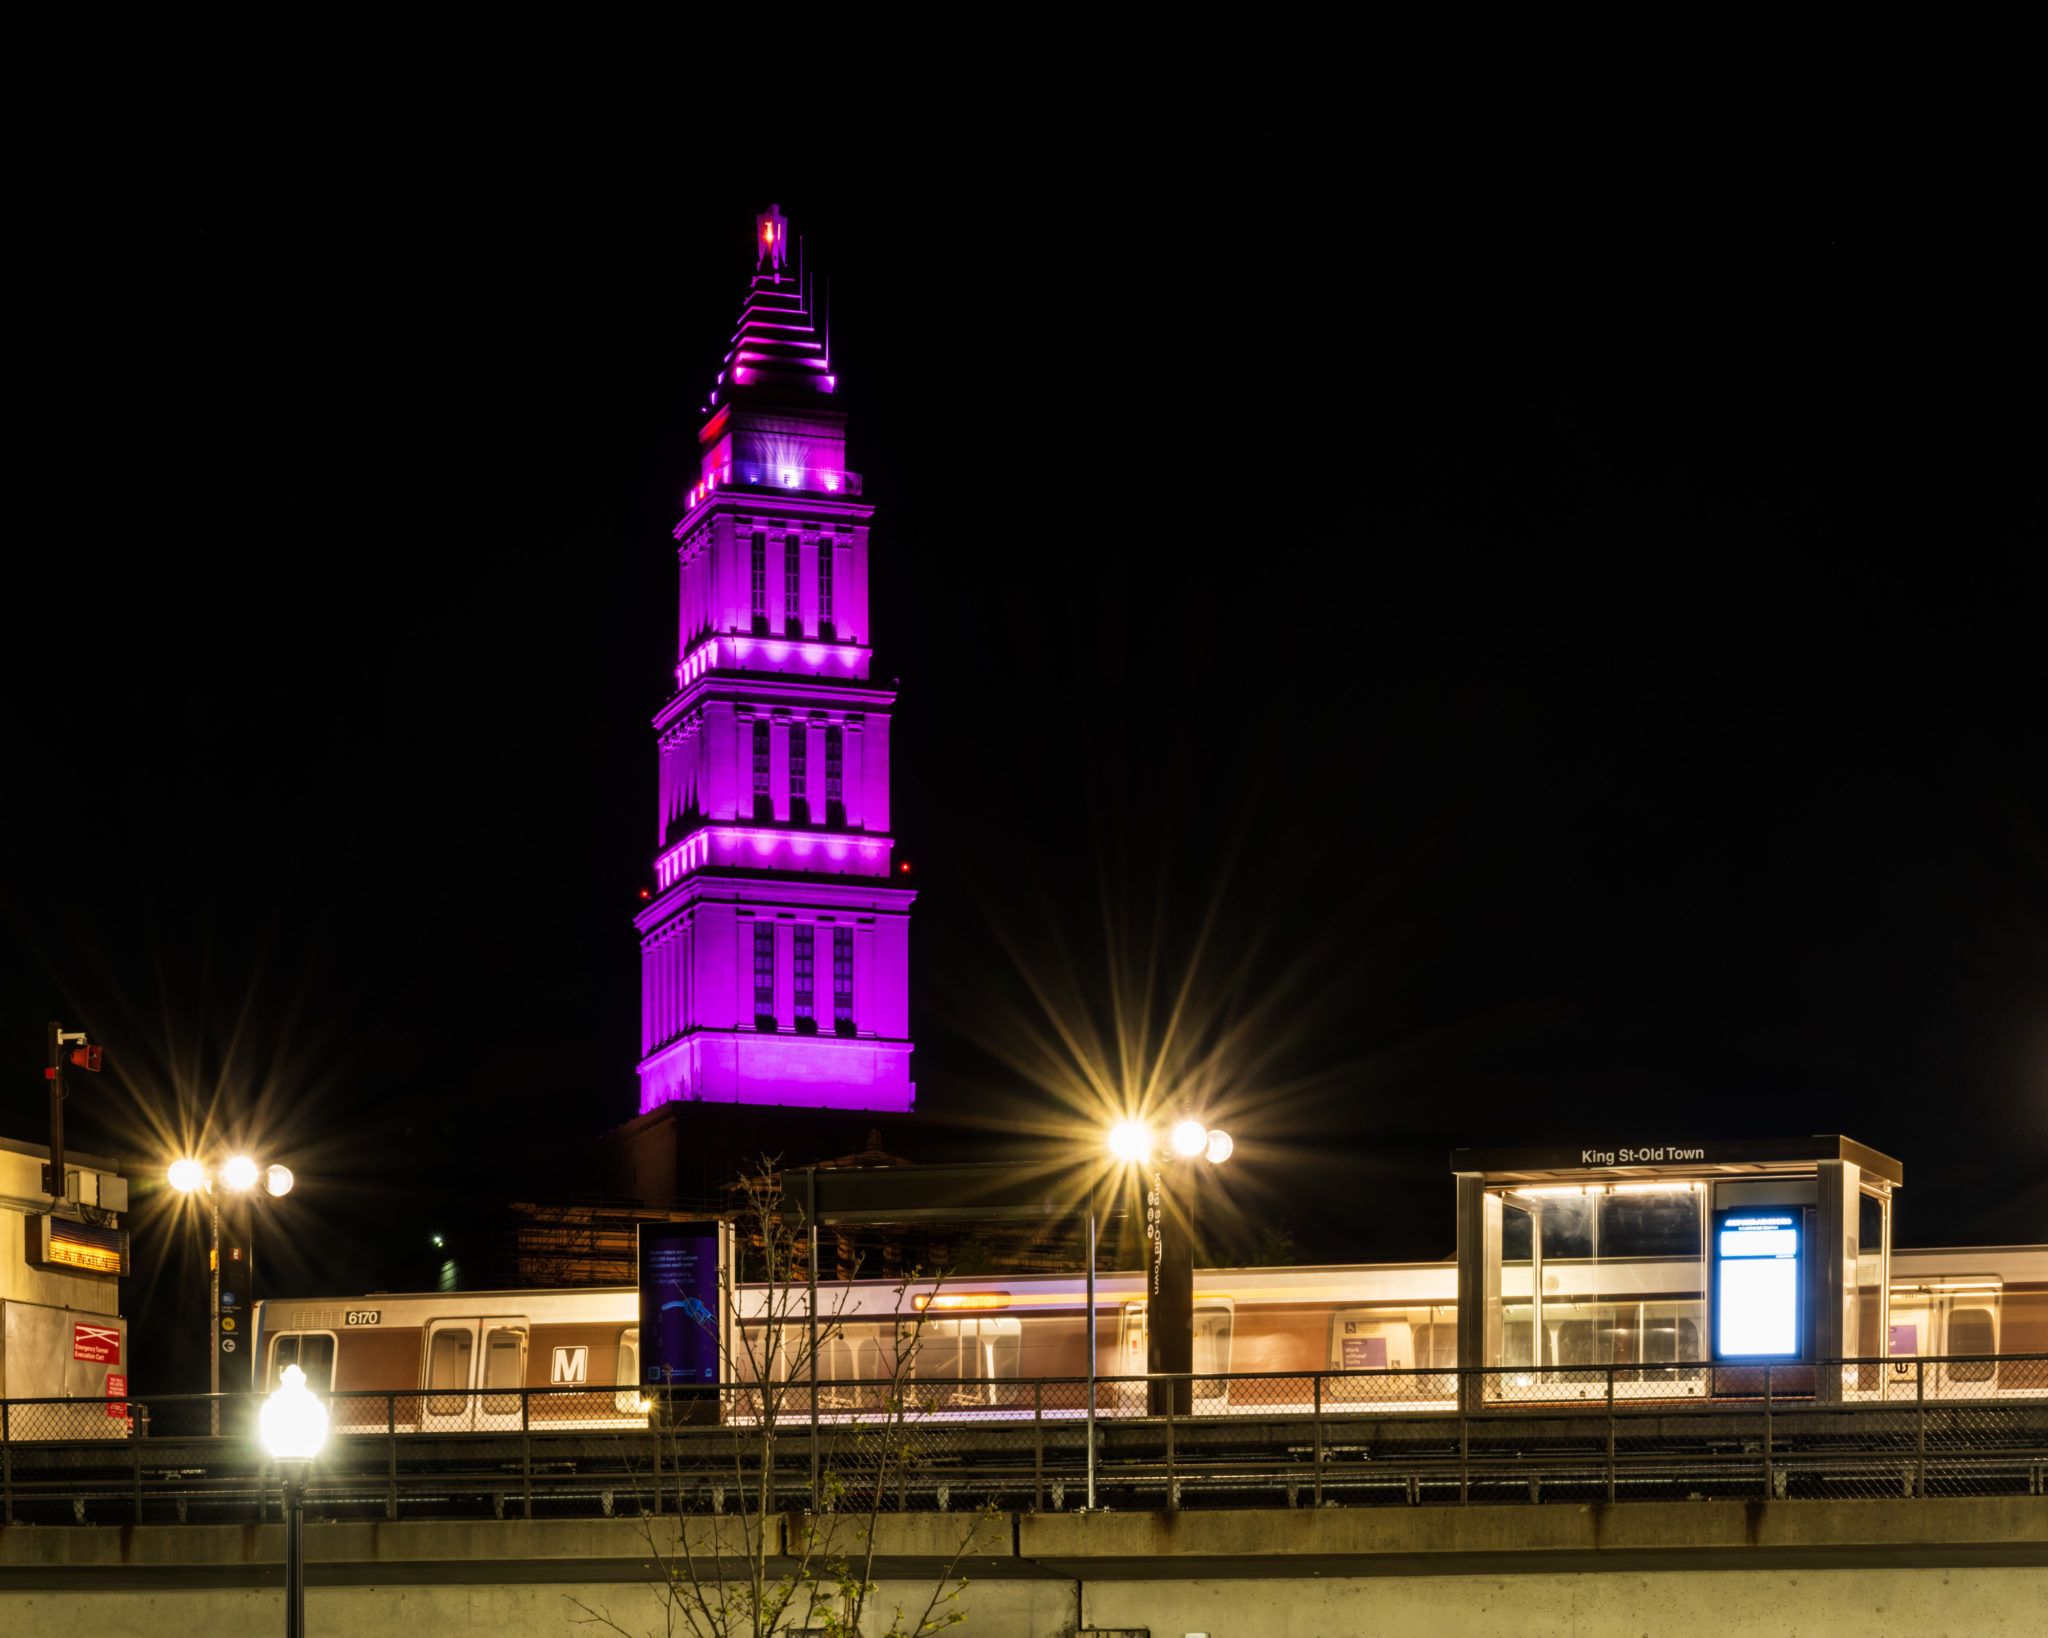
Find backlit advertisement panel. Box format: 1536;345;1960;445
637;1221;728;1389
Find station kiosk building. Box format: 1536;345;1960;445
1452;1136;1900;1409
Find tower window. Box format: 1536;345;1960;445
789;720;809;824
785;535;802;635
825;725;844;825
753;921;775;1030
833;927;854;1036
750;532;767;634
793;925;815;1032
819;538;835;636
752;720;771;821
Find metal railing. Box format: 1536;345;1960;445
1;1356;2042;1526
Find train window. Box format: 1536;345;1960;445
483;1327;525;1389
428;1328;473;1391
1948;1309;1995;1383
914;1318;1021;1404
482;1326;526;1411
1193;1306;1233;1379
271;1333;335;1393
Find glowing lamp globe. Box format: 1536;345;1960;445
266;1164;295;1198
261;1363;329;1461
168;1158;206;1193
1107;1121;1151;1164
1204;1130;1235;1165
222;1155;260;1192
1170;1119;1209;1158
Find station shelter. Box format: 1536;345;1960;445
1452;1136;1900;1409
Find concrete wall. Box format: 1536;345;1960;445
4;1502;2042;1638
3;1581;1084;1638
1083;1568;2046;1637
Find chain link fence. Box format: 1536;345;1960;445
2;1356;2041;1525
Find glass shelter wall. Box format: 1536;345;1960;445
1491;1183;1706;1383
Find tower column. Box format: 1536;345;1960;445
773;919;795;1031
806;718;827;826
769;714;791;823
843;720;866;829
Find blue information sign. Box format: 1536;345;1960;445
637;1221;725;1387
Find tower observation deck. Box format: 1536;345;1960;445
635;206;913;1114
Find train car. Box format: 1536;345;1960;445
1888;1244;2048;1394
251;1244;2047;1428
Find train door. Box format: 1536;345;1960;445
420;1315;530;1431
615;1326;642;1415
1888;1283;2001;1395
1117;1303;1148;1411
1192;1302;1233;1410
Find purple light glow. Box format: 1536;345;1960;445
655;825;895;888
672;636;869;687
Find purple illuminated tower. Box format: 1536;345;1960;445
635;206;913;1114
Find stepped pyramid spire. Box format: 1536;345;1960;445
636;209;912;1115
709;201;832;403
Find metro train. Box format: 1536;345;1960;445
250;1244;2048;1429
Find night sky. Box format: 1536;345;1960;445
6;123;2043;1391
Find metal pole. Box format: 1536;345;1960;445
1763;1364;1773;1499
1915;1357;1926;1499
1033;1379;1044;1512
1165;1375;1177;1511
211;1194;222;1437
282;1460;307;1638
807;1168;820;1507
1085;1204;1097;1511
1605;1365;1616;1504
1313;1371;1324;1508
43;1022;66;1201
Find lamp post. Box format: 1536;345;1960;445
1108;1116;1233;1417
169;1153;296;1427
261;1362;328;1638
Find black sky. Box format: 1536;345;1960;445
6;119;2044;1389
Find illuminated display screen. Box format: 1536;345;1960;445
39;1214;129;1275
1715;1211;1802;1359
638;1222;724;1388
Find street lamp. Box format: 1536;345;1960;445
1108;1113;1233;1415
168;1150;299;1418
261;1362;328;1638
